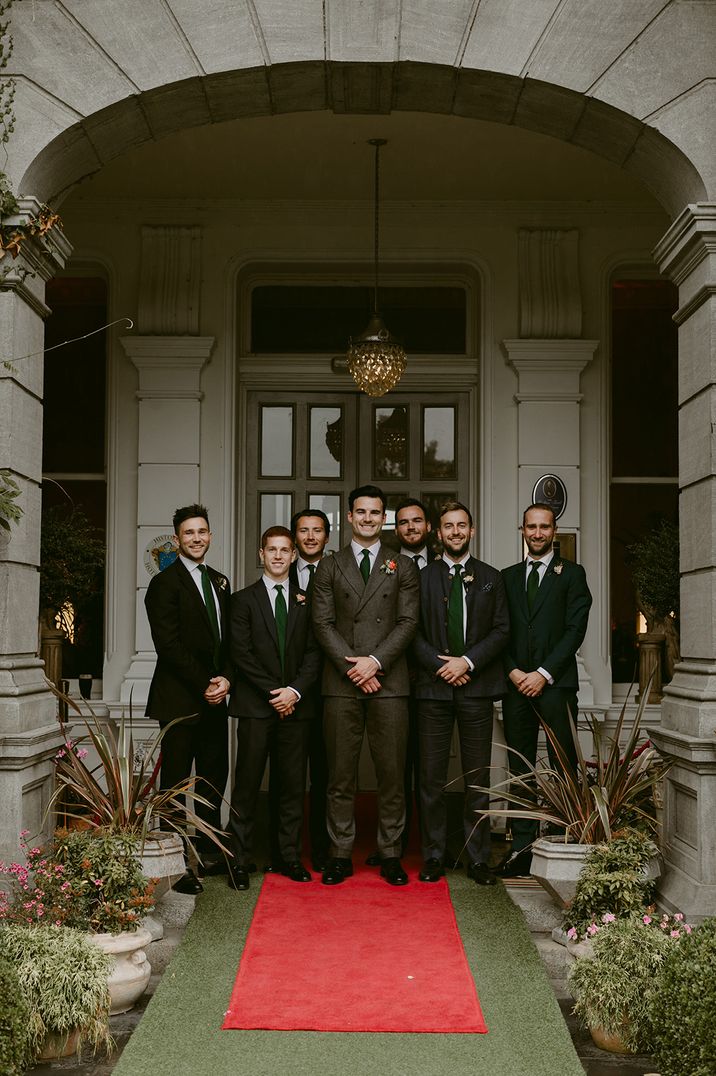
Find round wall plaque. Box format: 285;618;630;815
531;474;567;520
144;535;178;576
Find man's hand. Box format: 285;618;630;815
436;655;472;686
345;655;380;686
269;687;297;716
358;675;382;694
510;668;546;697
204;676;230;704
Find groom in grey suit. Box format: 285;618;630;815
312;485;419;886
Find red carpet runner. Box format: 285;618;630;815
222;863;487;1034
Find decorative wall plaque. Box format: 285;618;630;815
144;535;177;576
531;474;567;520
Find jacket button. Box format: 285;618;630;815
376;617;381;623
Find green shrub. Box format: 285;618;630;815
649;916;716;1076
564;832;657;936
0;924;113;1061
0;955;32;1075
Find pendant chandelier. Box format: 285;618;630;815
347;138;407;397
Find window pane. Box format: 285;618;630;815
423;407;456;479
421;491;457;530
261;406;293;477
260;493;292;536
374;406;408;479
308;493;342;551
310;407;342;478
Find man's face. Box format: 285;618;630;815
521;508;556;558
396;506;431;550
438;509;474;561
294;515;329;562
260;536;295;582
348;496;385;545
174;516;211;563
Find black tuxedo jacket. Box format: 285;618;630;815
228;578;321;720
501;557;592;690
413;556;510;700
144;557;232;722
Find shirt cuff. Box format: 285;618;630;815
537;666;554;685
287;686;301;702
369;655;382;670
463;656;474;672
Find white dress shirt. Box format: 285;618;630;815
295;556;320;592
524;550;555;684
400;546;428;570
179;554;222;636
261;574;300;700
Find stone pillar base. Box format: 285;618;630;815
650;725;716;922
0;721;63;863
0;656;57;731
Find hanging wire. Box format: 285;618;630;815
369;138;387;315
6;316;134;364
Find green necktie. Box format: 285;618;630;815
447;567;464;656
360;549;371;584
527;561;540;612
199;564;221;670
274;583;287;677
306;563;316;594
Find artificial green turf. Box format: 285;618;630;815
112;870;583;1076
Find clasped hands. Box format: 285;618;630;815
204;676;230;704
509;668;546;697
436;655;471;686
269;686;299;718
345;655;382;694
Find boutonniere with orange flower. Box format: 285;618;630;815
553;562;563;576
380;558;398;575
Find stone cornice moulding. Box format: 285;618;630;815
238;353;479;390
120;335;215;398
652;202;716;286
502;339;598;402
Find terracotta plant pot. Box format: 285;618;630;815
38;1027;81;1060
589;1023;635;1054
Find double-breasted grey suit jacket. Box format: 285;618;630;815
501;557;592;690
311;544;420;698
413;556;510;700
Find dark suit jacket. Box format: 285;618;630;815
501;557;592;691
413;556;510;700
311;543;419;698
228;578;321;720
144;557;232;722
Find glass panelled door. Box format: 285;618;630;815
245;392;470;579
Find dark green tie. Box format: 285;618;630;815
447;568;464;656
527;561;540;612
274;583;287;677
360;549;371;584
199;564;221;670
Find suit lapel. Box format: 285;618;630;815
530;559;559;617
360;543;389;607
336;545;365;599
254;580;280;659
175;559;213;638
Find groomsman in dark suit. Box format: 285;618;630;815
497;503;592;878
413;501;509;886
266;508;331;873
227;526;321;891
312;485;420;886
145;504;232;895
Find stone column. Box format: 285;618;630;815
504;227;597;704
651;203;716;920
0;198;72;861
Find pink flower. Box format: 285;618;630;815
566;927;578;940
602;913;616;924
586;924;598;936
670;930;680;938
94;879;103;887
674;912;684;921
76;748;89;760
684;924;692;934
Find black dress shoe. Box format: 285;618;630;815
197;857;229;877
418;857;445;883
467;862;497;886
172;869;203;895
228;866;250;891
380;857;408;886
322;857;354;885
281;862;312;882
365;851;381;867
494;849;532;878
263;861;286;874
311;855;327;873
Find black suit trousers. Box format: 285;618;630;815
418;696;493;866
268;711;329;865
229;716;310;866
501;686;578;851
159;708;228;858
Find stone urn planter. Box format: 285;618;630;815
90;927;152;1014
532;835;662;908
136;831;185;899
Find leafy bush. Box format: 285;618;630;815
569;914;684;1053
649;916;716;1076
0;954;32;1074
563;832;658;936
0;829;154;935
0;924;112;1060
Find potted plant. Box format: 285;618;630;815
476;689;669;905
562;831;659;943
0;828;155;1014
627;518;680;689
568;912;690;1054
648;916;716;1076
0;923;112;1062
0;953;32;1073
